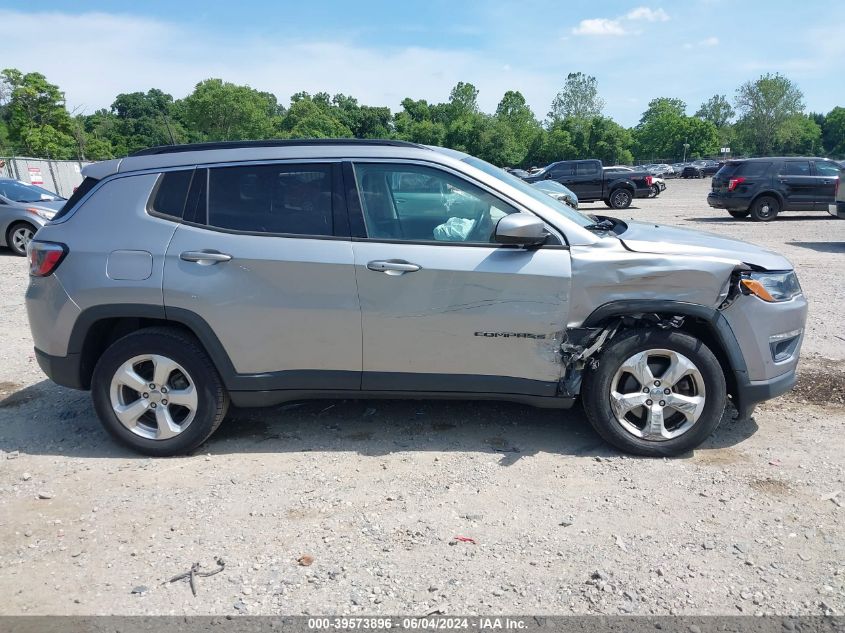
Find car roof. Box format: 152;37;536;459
729;156;831;162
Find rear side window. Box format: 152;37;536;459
735;162;771;177
207;163;333;236
149;170;193;219
576;162;599;175
780;161;811;176
52;176;99;221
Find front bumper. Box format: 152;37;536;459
733;368;797;419
829;202;845;219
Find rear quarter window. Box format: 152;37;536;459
149;169;194;219
735;162;771;177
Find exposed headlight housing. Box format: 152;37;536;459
26;207;56;221
740;271;802;302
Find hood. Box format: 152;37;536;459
617;220;793;271
27;199;65;212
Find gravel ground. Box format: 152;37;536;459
0;178;843;616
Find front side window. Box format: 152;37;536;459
207;163;333;236
353;163;517;243
780;161;811;176
815;160;842;177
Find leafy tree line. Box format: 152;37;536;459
1;68;843;169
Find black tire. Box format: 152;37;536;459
608;188;633;209
728;210;750;219
750;195;780;222
582;329;727;457
91;327;229;456
6;221;37;256
650;184;660;198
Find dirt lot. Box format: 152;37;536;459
0;178;843;616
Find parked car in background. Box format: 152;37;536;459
692;160;721;176
681;165;704;179
524;159;654;209
708;157;842;221
531;179;578;209
505;167;531;179
0;178;67;255
25;138;807;458
605;166;665;197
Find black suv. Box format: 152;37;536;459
708;157;842;221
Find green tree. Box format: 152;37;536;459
1;68;76;158
821;107;845;156
181;78;277;141
634;98;718;160
548;72;604;123
492;90;542;166
734;73;804;155
775;114;822;155
279;93;352;138
695;94;735;128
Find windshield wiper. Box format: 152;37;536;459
583;219;616;231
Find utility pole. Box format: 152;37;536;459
682;142;690;163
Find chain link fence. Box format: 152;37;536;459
0;156;92;198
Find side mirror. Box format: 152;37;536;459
494;213;548;247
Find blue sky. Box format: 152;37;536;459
1;0;842;126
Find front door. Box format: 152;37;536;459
347;161;571;395
812;159;842;209
163;163;361;389
777;160;815;210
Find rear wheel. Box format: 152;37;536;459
582;329;727;456
91;327;229;456
750;195;780;222
7;222;36;256
650;184;661;198
608;188;633;209
728;210;750;219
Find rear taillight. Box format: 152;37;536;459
728;177;746;191
28;241;67;277
645;175;654;186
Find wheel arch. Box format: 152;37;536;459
581;300;747;404
68;305;236;390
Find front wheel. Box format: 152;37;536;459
608;188;633;209
649;184;661;198
7;222;36;256
582;329;727;456
91;327;229;456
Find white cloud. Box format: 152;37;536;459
700;36;719;46
573;6;669;37
626;7;670;22
572;18;627;36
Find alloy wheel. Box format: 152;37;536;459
11;226;34;254
609;348;706;441
109;354;198;440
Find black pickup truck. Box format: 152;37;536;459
523;159;654;209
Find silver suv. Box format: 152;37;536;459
25;140;807;457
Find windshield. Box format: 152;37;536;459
0;180;64;203
460;156;593;227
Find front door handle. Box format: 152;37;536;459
180;250;232;265
367;259;421;275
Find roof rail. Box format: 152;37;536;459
130;138;427;157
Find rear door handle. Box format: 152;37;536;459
367;259;421;275
180;250;232;265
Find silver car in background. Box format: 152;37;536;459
25;139;807;458
0;178;66;255
531;179;578;208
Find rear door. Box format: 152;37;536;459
574;161;603;200
162;162;362;389
812;159;842;208
346;160;571;395
776;160;815;210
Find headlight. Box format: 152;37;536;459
26;207;56;221
740;271;802;302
